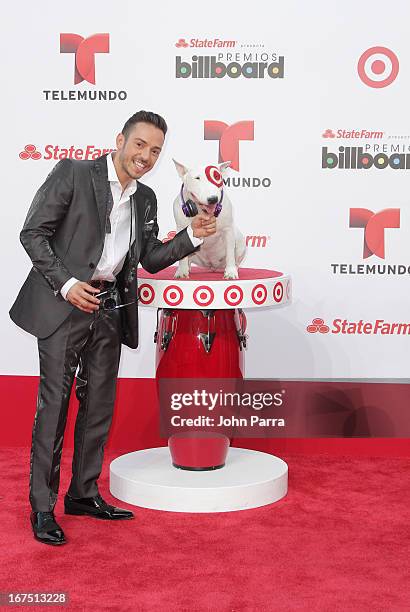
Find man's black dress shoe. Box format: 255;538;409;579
30;511;66;546
64;493;134;520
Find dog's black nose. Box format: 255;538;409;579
207;196;218;205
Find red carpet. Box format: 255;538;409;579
1;447;409;611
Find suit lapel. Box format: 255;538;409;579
90;155;109;236
132;187;144;260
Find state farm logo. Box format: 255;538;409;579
203;120;271;188
306;318;330;333
357;46;399;89
349;208;400;259
322;129;384;139
331;208;408;276
43;33;127;102
19;145;42;160
60;33;109;84
162;231;270;247
245;235;270;247
18;143;115;161
307;318;410;336
175;38;236;49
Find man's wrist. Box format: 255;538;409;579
187;224;203;246
60;277;79;300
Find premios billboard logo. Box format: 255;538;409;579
42;33;127;102
322;146;410;170
204;120;271;189
175;37;284;80
322;125;410;170
331;208;408;277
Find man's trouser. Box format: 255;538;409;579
29;290;122;511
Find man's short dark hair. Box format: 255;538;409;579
121;110;168;140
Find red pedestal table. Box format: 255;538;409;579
138;266;292;470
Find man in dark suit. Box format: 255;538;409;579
10;110;215;545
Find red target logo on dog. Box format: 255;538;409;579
138;284;155;305
357;46;399;88
205;165;223;187
163;285;184;306
251;284;267;305
273;282;283;303
193;285;215;307
224;285;243;306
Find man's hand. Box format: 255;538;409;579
191;213;217;238
66;281;101;313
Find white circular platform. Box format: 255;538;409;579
109;447;288;513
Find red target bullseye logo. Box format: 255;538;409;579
273;282;283;303
138;284;155;305
193;285;214;307
205;165;223;188
224;285;243;306
163;285;183;306
357;46;399;89
251;284;267;305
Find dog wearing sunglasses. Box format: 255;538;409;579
173;160;246;279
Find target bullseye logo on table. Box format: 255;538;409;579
163;285;184;306
224;285;243;306
273;282;283;303
357;46;399;88
138;284;155;305
137;269;291;309
251;284;267;305
193;285;215;307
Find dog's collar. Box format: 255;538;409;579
180;185;223;217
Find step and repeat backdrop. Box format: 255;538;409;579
2;0;410;382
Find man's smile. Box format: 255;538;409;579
133;159;148;171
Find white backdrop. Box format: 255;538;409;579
2;0;410;379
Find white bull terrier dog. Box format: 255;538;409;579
173;160;246;279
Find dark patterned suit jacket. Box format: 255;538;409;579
10;155;198;348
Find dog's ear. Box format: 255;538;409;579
173;159;188;179
219;161;231;174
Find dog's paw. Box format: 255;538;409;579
174;269;190;279
223;267;239;280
